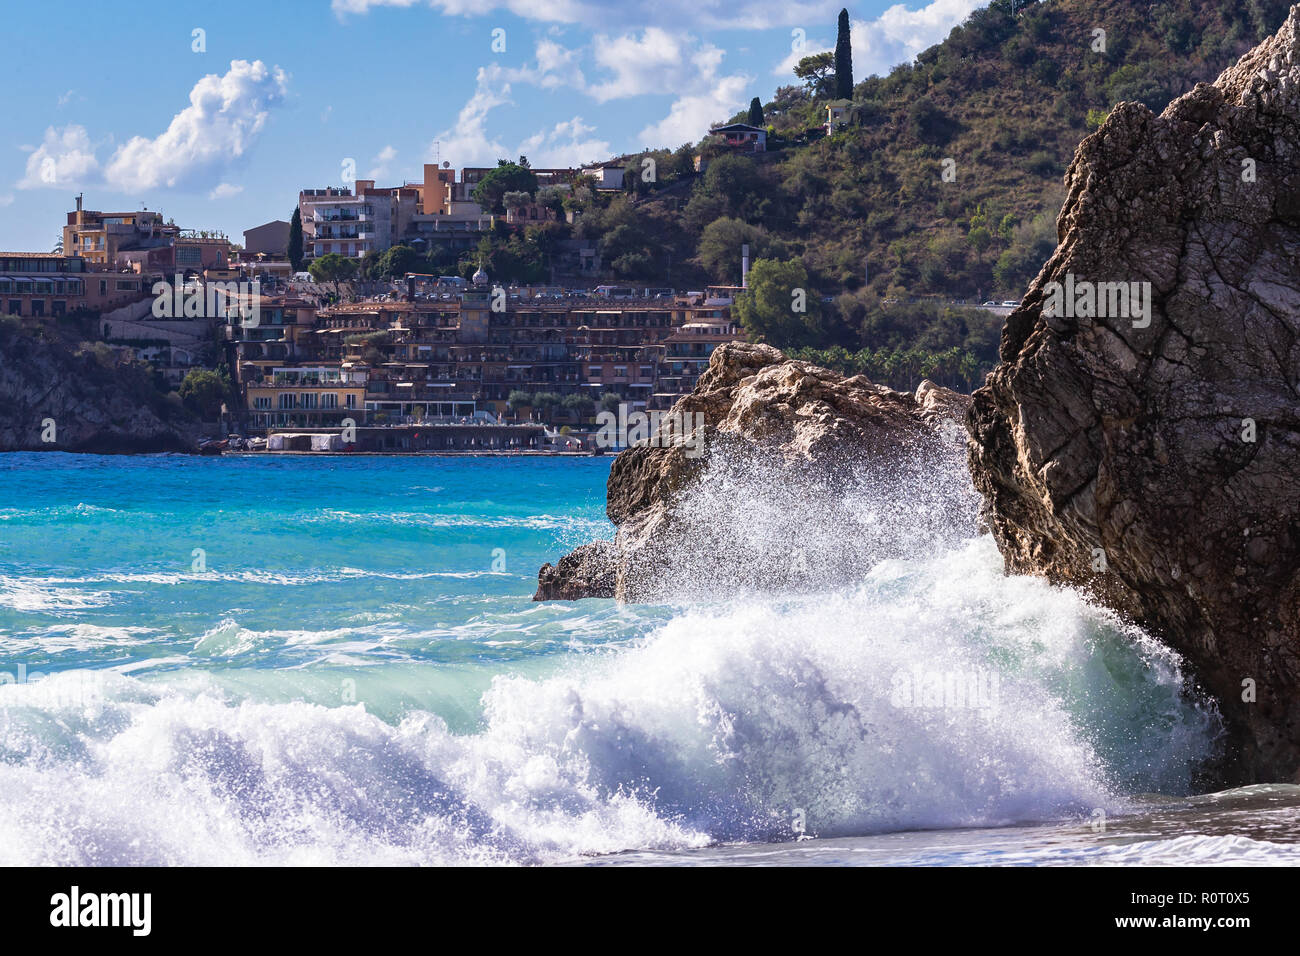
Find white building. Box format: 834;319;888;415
581;162;626;191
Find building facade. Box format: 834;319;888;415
229;273;744;434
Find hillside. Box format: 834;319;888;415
660;0;1290;296
0;316;198;453
363;0;1296;389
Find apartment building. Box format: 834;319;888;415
651;315;745;409
0;253;151;318
298;166;494;262
62;195;179;267
245;366;368;430
229;270;742;433
300;188;393;260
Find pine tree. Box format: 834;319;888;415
835;8;854;99
288;207;304;271
748;97;764;126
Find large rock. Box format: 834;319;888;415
966;9;1300;782
0;322;198;453
536;342;975;602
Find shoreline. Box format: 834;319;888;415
0;448;608;459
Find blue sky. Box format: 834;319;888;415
1;0;984;252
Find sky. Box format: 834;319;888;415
0;0;986;252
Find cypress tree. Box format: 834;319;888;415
748;97;764;126
835;8;854;99
288;206;304;271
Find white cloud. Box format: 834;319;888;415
853;0;983;79
57;89;78;108
639;73;751;147
434;28;753;164
0;194;14;207
368;145;398;179
585;30;751;148
432;68;513;167
587;28;728;103
773;1;982;82
18;125;101;190
209;182;244;199
533;38;586;90
332;0;846;31
104;59;289;192
517;117;611;168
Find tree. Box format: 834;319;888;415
179;369;227;420
531;391;563;419
698;218;788;284
993;212;1057;293
835;9;854;98
561;393;595;420
536;186;567;215
733;258;822;348
794;51;835;97
507;390;533;415
472;161;540;214
377;244;421;278
502;190;532;211
288;207;304;271
308;253;358;295
748;97;765;126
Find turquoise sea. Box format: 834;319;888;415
1;452;1298;865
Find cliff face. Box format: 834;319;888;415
967;8;1300;782
536;342;975;602
0;323;198;454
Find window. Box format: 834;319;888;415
321;393;338;410
278;394;295;410
345;394;356;409
254;397;271;410
7;301;20;316
301;393;319;409
51;301;66;316
31;300;44;317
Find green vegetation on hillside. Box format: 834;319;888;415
314;0;1294;388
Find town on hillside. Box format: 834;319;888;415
4;2;1040;455
2;153;774;453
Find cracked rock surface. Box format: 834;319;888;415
967;8;1300;782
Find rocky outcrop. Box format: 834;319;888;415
534;541;617;601
0;322;198;453
966;9;1300;782
536;342;975;602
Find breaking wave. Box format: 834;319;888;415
0;450;1224;864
